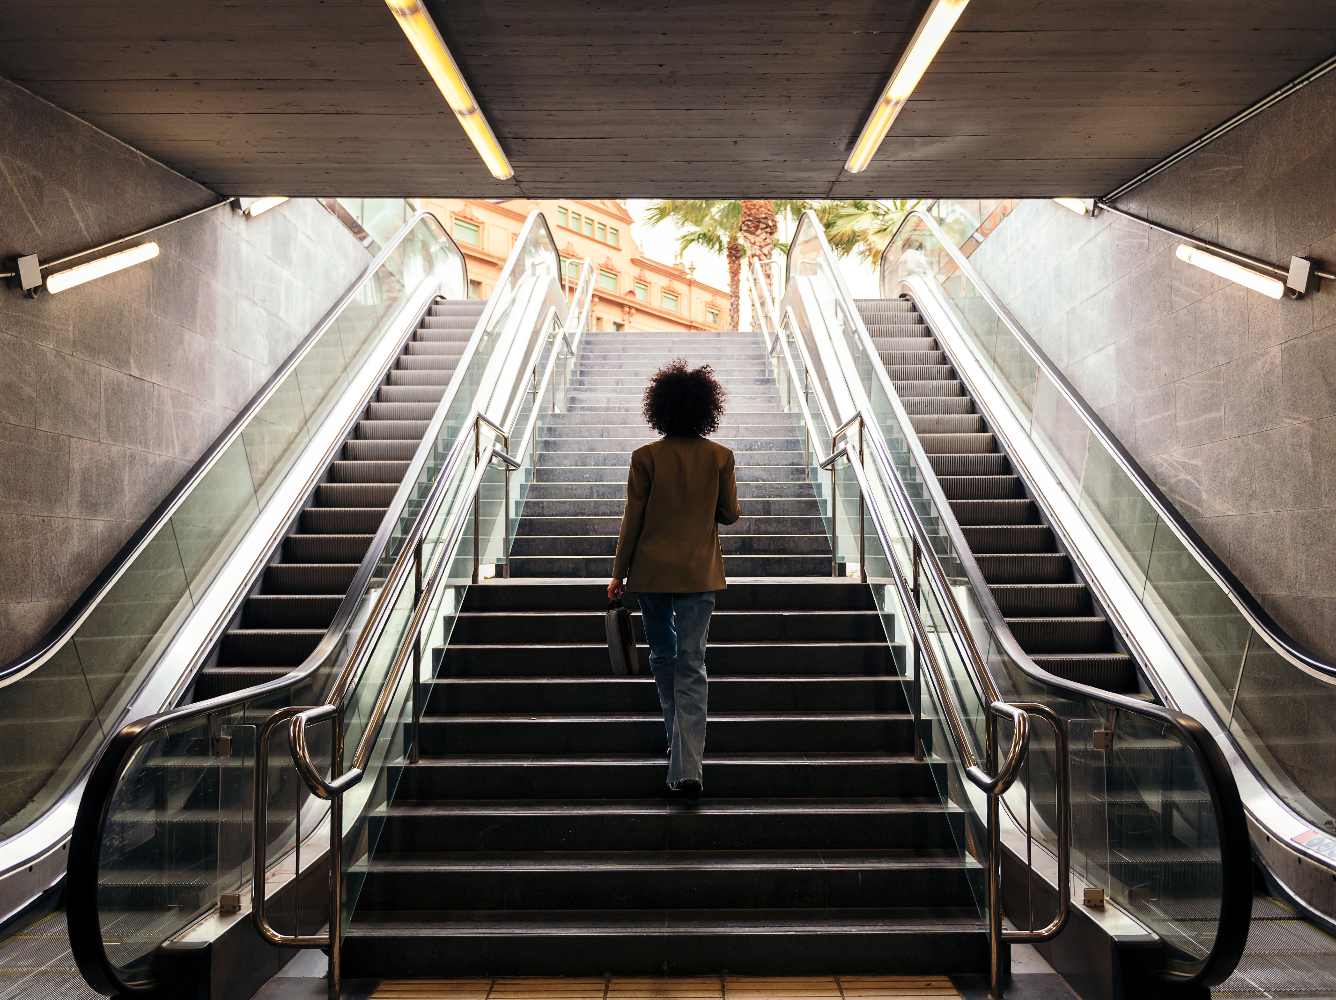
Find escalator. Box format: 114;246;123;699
855;297;1142;697
0;209;578;1000
778;205;1336;998
854;293;1336;997
194;298;482;702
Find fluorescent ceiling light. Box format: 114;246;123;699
384;0;514;181
243;196;289;217
845;0;970;173
1053;198;1094;216
45;242;159;294
1175;244;1284;300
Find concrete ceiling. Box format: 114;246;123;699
2;1;1335;198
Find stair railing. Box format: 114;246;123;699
260;258;584;999
755;292;1070;997
65;213;576;997
776;209;1253;988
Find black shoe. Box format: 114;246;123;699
676;778;703;800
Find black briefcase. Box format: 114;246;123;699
605;598;641;676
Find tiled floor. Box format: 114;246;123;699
256;947;1078;1000
369;978;961;998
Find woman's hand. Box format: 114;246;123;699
607;578;625;601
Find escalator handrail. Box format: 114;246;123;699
878;206;1336;687
66;212;562;996
0;209;465;692
783;209;1253;986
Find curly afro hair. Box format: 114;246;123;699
642;359;727;438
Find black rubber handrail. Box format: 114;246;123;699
877;207;1336;686
784;210;1253;987
64;210;545;997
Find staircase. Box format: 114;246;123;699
510;333;832;578
193;298;485;700
340;330;988;980
854;298;1142;695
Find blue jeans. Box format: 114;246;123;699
637;591;716;788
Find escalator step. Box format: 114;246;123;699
317;482;400;507
928;453;1010;476
882;351;947;366
357;419;431;440
284;533;375;563
1006;617;1113;653
368;402;439;420
243;594;344;628
893;380;964;398
1031;653;1138;691
329;460;413;483
918;432;996;455
874;337;939;353
220;628;324;665
901;396;974;416
397;355;460;371
938;475;1024;499
975;553;1070;583
379;385;446;404
886;365;956;382
301;507;386;533
344;439;420;462
910;414;984;434
949;499;1035;525
960;524;1054;553
406;341;467;357
265;563;359;594
193;665;294;699
388;370;457;387
990;584;1091;616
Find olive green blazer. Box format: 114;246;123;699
612;436;741;593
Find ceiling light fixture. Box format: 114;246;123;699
1175;244;1284;300
45;242;160;295
845;0;970;174
242;196;290;217
383;0;513;181
1053;198;1094;216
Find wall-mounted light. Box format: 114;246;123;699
383;0;513;181
1053;198;1095;216
1175;244;1284;300
44;242;160;295
241;196;290;217
845;0;970;173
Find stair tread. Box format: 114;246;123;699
349;907;984;933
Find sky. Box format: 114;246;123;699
624;200;882;300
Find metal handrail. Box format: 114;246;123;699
781;208;1252;987
756;297;1064;997
882;206;1336;685
66;217;563;997
264;280;583;998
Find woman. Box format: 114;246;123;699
607;360;740;799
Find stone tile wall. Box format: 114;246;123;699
968;70;1336;660
0;79;369;661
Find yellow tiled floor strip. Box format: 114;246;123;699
372;975;960;999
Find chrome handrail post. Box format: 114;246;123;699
911;539;923;761
410;537;424;764
472;416;482;585
857;417;866;584
501;428;512;579
829;444;839;578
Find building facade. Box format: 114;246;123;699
416;198;729;332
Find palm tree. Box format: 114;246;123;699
645;200;807;327
806;199;921;267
